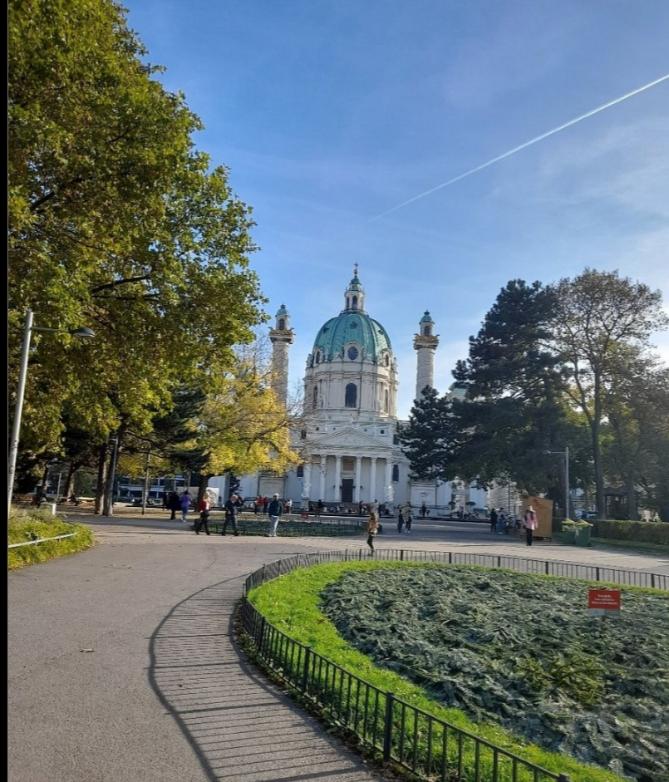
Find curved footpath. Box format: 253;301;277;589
8;517;668;781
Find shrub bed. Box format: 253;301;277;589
323;566;669;782
593;519;669;546
8;508;94;569
250;560;632;782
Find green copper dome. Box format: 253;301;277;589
312;311;392;363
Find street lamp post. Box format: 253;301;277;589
7;308;95;516
545;447;570;520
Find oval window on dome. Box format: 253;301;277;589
347;346;359;361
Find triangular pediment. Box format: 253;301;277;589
308;426;391;450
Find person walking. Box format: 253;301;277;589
489;507;498;534
222;493;241;536
315;499;324;520
523;505;538;546
404;504;413;533
397;505;404;534
366;511;379;555
420;502;427;518
167;491;180;520
285;498;293;515
496;508;506;535
194;495;211;535
180;491;191;523
267;493;283;537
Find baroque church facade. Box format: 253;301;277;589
226;268;485;512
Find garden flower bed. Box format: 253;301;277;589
321;566;669;782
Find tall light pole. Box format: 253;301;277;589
8;309;95;515
546;447;570;520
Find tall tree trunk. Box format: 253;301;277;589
63;461;79;500
103;428;123;516
94;441;108;514
197;473;210;505
626;479;638;521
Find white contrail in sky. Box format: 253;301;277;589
370;73;669;221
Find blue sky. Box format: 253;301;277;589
124;0;669;417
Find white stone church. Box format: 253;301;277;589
212;268;485;513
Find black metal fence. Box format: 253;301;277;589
240;549;667;781
244;547;669;593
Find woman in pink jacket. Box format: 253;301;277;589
523;505;538;546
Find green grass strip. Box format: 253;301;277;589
249;559;627;782
8;508;94;569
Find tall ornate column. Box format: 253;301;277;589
354;456;362;503
369;457;377;502
334;455;342;502
319;454;326;501
384;459;394;504
302;460;311;508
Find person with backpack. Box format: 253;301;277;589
222;493;241;536
267;493;283;537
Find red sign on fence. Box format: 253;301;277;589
588;588;621;616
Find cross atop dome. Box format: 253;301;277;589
344;266;364;310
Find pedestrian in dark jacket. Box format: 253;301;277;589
489;508;498;534
397;506;404;534
167;491;180;520
222;494;241;536
267;493;283;537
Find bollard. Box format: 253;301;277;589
383;693;395;761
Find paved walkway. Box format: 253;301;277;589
9;516;667;781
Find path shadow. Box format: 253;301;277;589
148;576;377;782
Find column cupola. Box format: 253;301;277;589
413;310;439;400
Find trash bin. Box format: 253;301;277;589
574;524;592;547
559;524;576;544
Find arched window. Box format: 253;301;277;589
296;464;304;477
315;351;321;364
352;295;358;310
423;324;432;336
278;318;285;330
312;385;318;408
345;383;357;408
385;354;390;367
392;464;399;482
384;388;389;412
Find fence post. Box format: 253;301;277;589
545;560;550;575
596;567;600;581
557;775;571;782
383;693;395;761
448;551;452;564
651;573;656;589
302;647;311;694
400;549;404;561
259;617;267;655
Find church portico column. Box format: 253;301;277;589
354;456;362;503
302;460;312;507
369;457;377;502
319;454;326;501
384;459;394;504
334;455;342;502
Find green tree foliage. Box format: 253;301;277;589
554;269;668;517
449;280;578;493
602;354;669;520
9;0;265;493
398;387;458;481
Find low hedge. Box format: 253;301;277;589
8;508;94;569
593;519;669;546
